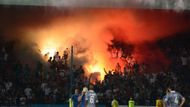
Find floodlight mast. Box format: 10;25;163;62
69;45;74;97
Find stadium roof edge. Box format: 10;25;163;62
0;0;190;11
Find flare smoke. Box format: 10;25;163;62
0;6;190;78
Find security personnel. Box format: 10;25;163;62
111;96;119;107
128;98;135;107
69;98;73;107
156;98;163;107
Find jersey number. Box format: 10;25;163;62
174;97;179;104
89;96;95;104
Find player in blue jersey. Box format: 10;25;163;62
163;87;185;107
72;88;80;107
85;85;98;107
78;87;88;107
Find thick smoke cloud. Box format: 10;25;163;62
107;27;134;57
0;6;190;77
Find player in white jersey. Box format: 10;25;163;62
163;87;185;107
85;85;98;107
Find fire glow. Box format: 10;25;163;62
85;63;105;80
33;9;190;80
8;8;190;81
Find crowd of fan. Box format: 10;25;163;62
0;42;89;106
0;34;190;106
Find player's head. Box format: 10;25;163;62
113;95;117;100
89;84;94;90
75;88;79;94
82;87;88;93
167;85;175;93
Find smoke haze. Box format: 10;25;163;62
0;6;190;78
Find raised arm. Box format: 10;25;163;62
179;97;185;107
78;93;84;102
104;68;108;75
